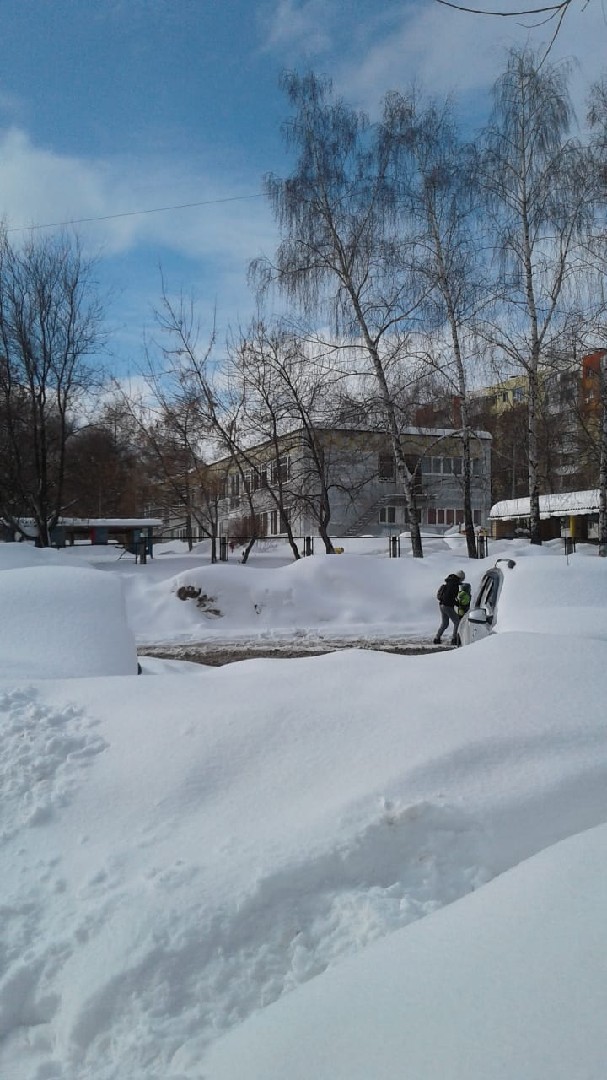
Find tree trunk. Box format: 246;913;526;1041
527;366;542;545
599;356;607;556
240;537;257;564
348;289;423;557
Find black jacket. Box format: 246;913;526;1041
439;574;461;607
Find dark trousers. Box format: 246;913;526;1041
436;604;460;642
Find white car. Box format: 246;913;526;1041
458;559;517;646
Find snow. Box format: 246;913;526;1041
491;487;601;518
1;535;606;1079
0;564;139;678
206;821;607;1080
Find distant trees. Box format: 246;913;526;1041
0;229;104;545
122;293;229;557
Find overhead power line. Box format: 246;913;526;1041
434;0;572;14
5;192;265;234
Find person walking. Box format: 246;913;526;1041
434;570;465;645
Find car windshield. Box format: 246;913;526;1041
474;569;500;612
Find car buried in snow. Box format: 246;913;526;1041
0;563;141;679
457;559;517;647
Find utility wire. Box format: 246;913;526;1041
5;191;265;234
434;0;572;14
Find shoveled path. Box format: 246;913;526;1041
140;637;455;667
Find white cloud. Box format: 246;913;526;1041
264;0;607;124
0;126;281;366
1;127;275;253
261;0;334;57
0;125;278;284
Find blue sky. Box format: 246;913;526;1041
1;0;605;375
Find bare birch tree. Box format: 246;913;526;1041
587;77;607;553
233;321;373;552
477;48;593;544
253;72;427;557
147;288;305;561
382;91;484;558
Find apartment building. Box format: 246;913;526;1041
208;426;492;541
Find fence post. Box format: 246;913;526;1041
219;536;228;562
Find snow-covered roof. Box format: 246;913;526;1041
490;490;601;520
10;517;164;529
57;518;165;528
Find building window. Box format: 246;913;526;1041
229;472;240;510
378;453;395;481
426;507;466;527
270;456;290;485
252;467;268;491
268;508;290;535
421;456;464;476
379;505;396;524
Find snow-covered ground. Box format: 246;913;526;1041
1;535;606;1079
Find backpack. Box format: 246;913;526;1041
437;583;448;603
457;585;471;616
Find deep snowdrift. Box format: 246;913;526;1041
1;538;606;1078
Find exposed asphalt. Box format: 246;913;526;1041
139;638;455;667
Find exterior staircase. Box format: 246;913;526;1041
343;494;407;537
